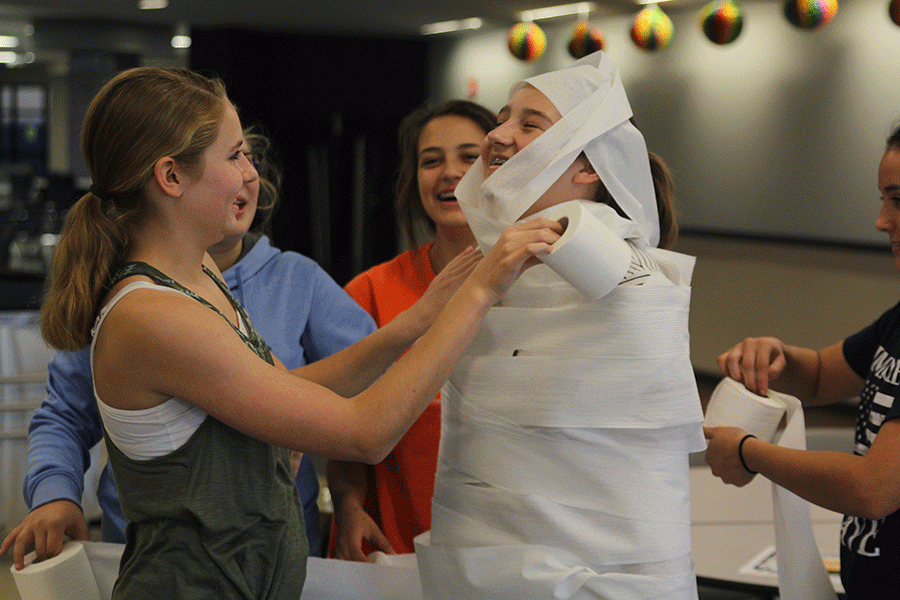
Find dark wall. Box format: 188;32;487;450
190;28;428;285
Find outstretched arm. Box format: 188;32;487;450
92;218;562;463
717;338;862;403
294;247;482;397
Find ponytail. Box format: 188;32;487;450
40;190;134;350
39;67;226;350
648;152;678;250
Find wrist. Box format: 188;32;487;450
738;434;758;475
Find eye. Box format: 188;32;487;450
420;156;440;168
243;150;260;170
462;152;480;163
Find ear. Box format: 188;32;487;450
572;160;600;185
151;156;186;198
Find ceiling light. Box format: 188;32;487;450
0;35;18;48
139;0;168;10
0;51;17;64
421;18;483;35
171;35;191;48
519;2;596;22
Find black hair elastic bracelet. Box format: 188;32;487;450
738;434;758;474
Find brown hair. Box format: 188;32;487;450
244;126;282;235
395;100;496;247
41;67;227;350
888;121;900;151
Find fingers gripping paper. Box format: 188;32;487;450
534;200;633;299
703;378;839;600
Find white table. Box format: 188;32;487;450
690;466;844;597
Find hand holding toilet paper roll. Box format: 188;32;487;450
11;541;102;600
533;200;632;300
703;377;838;600
703;376;787;442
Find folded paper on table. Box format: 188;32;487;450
703;377;838;600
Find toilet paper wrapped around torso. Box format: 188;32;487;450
416;239;706;600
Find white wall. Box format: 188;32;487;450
427;0;900;246
426;0;900;374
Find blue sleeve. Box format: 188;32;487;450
24;348;102;510
300;266;376;362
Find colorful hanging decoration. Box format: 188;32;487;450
568;21;604;59
700;0;744;45
783;0;838;29
631;5;674;51
890;0;900;27
507;22;547;62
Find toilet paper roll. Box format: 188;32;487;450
11;541;102;600
703;376;786;441
703;377;838;600
536;201;632;300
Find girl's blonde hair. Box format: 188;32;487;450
41;67;227;350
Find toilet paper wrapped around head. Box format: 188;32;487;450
456;50;660;251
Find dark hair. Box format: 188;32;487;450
243;126;282;235
42;67;227;350
395;99;496;247
888;121;900;150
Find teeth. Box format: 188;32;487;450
438;193;456;201
491;157;506;166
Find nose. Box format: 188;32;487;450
442;157;467;181
487;121;513;147
241;152;258;183
877;200;897;233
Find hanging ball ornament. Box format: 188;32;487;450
631;5;674;51
890;0;900;27
507;22;547;62
700;0;744;45
783;0;838;30
568;21;604;59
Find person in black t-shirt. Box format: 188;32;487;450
705;121;900;600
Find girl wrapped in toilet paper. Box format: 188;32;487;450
415;51;706;600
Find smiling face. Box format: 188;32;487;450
417;114;486;234
481;84;562;179
482;84;600;220
187;101;258;246
877;146;900;272
208;136;260;260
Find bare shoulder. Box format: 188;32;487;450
93;282;245;410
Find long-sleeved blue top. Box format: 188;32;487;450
23;235;376;556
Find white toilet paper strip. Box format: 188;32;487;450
11;541;102;600
416;532;697;600
420;256;704;598
703;377;839;600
